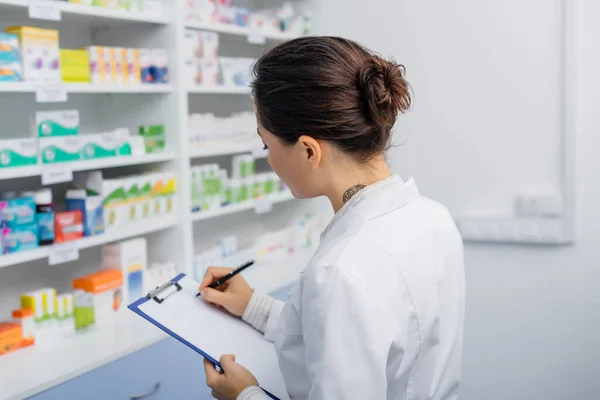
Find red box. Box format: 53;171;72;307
55;211;83;243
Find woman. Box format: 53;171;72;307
201;36;465;400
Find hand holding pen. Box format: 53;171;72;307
197;261;255;317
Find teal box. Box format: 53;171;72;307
2;223;39;254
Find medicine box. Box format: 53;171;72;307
87;46;106;84
102;238;147;303
35;110;80;137
39;137;83;164
21;288;56;324
103;178;128;232
54;211;84;243
140;48;153;83
6;26;60;82
65;189;105;237
0;138;37;168
0;196;36;228
151;49;168;83
73;269;124;330
2;223;38;254
0;33;22;82
138;124;165;153
125;48;141;84
81;133;119;160
59;49;91;83
0;323;34;356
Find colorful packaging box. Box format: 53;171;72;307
35;110;80;137
60;49;91;83
5;27;60;82
102;238;147;303
140;48;153;83
125;48;141;84
2;223;38;254
21;289;56;325
0;33;22;82
65;189;105;237
12;308;35;339
151;49;168;83
73;269;124;330
0;323;34;356
0;138;37;168
80;133;119;159
0;196;36;228
55;293;75;334
138;124;165;153
54;211;84;243
87;46;106;84
39;136;83;164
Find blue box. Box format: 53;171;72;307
0;33;22;82
2;223;39;254
65;192;104;237
0;197;36;228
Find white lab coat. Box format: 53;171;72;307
238;176;465;400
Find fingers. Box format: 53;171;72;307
204;358;220;387
219;354;236;372
200;287;232;308
200;267;233;290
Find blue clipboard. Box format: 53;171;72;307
128;273;282;400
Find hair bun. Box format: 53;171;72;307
357;56;411;127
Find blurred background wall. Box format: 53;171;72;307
315;1;600;399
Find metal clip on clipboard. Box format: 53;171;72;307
147;280;182;304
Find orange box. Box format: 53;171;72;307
73;269;124;329
73;269;123;293
0;323;25;356
55;211;83;243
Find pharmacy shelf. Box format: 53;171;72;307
0;0;170;25
0;82;174;94
187;86;251;95
0;314;167;400
0;152;176;181
191;191;295;222
0;249;311;400
0;215;179;269
185;21;298;41
189;142;266;159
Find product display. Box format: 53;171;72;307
184;1;312;37
35;110;80;137
75;170;177;233
183;29;253;88
188;112;258;148
193;214;323;281
139;124;166;153
191;159;285;214
60;49;91;83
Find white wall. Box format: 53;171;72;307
315;1;600;399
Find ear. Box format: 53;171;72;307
298;135;322;169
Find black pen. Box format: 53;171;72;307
196;260;255;297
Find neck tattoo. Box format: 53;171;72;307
342;184;366;204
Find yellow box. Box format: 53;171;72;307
60;49;91;83
20;288;56;323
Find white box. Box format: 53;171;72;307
102;238;147;303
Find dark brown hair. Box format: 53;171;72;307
251;36;411;162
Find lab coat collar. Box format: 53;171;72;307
321;175;420;243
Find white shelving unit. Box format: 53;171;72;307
0;1;315;399
192;191;294;222
0;82;174;93
185;21;298;41
0;152;176;180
